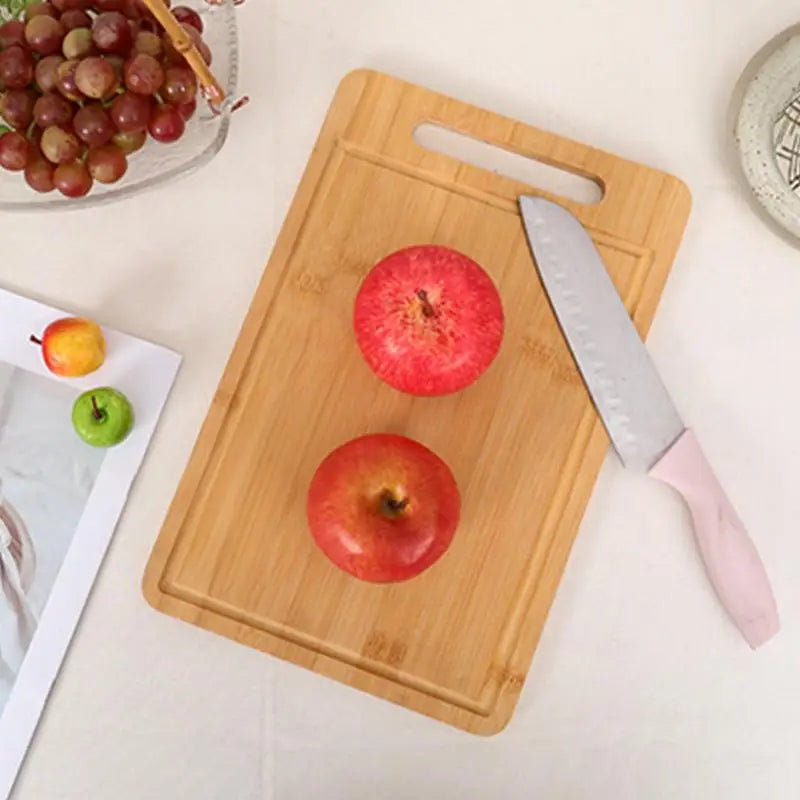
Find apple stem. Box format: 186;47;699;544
381;492;409;518
29;334;42;346
91;395;102;421
415;289;435;318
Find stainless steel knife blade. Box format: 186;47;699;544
519;195;684;473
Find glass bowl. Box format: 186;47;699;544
0;0;239;212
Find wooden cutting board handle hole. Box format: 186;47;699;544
413;122;604;206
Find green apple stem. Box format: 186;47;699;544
29;335;42;346
91;395;103;422
415;289;435;318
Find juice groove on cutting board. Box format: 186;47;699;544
143;70;692;734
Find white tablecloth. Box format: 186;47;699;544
5;0;800;797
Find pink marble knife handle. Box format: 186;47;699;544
649;430;779;649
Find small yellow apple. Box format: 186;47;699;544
30;317;105;377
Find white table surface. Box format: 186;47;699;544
4;0;800;797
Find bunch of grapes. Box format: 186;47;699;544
0;0;210;198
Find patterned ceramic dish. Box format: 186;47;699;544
731;23;800;243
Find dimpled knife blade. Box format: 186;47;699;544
519;195;684;472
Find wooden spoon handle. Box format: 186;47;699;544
138;0;226;107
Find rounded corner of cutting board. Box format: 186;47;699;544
392;686;522;737
471;703;519;738
329;68;386;111
336;67;378;92
669;173;694;222
141;555;167;612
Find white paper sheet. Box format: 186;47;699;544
0;288;181;799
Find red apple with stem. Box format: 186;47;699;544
353;245;505;396
306;433;461;583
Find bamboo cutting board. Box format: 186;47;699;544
143;70;691;734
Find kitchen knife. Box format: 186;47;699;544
519;195;779;648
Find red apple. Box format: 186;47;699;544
353;245;504;396
306;433;460;583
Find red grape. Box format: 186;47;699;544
25;2;57;20
103;53;123;74
92;11;133;54
0;89;36;129
148;103;184;142
124;52;163;95
25;15;66;55
25;150;55;192
162;64;196;105
74;103;114;146
110;91;150;132
53;159;92;196
112;128;145;154
87;142;126;183
134;30;161;57
138;18;158;34
35;54;65;92
75;56;117;99
0;132;30;171
171;6;202;33
52;0;90;11
60;8;91;29
0;46;35;90
0;20;25;48
62;26;93;58
175;96;196;121
56;58;83;101
123;0;141;18
34;92;74;128
93;0;126;10
41;125;82;164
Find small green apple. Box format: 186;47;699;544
72;387;133;448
